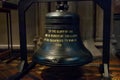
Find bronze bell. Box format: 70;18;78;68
33;1;93;66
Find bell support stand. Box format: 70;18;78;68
11;0;112;80
97;0;112;79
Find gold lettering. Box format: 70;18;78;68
60;35;64;37
44;38;50;42
44;38;77;42
48;34;50;37
51;34;57;37
47;30;74;33
45;34;48;37
46;34;78;38
45;34;64;38
53;30;56;33
56;39;59;42
65;30;68;33
56;43;62;47
48;30;52;33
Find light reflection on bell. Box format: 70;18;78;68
33;1;93;66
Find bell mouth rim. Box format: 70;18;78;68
32;57;93;67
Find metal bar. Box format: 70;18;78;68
93;0;111;78
9;11;13;53
48;2;51;12
2;1;18;10
94;0;104;9
19;0;93;11
93;1;97;40
6;12;10;50
19;0;33;12
0;8;10;12
18;1;28;69
102;0;111;65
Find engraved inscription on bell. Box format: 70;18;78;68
44;29;78;44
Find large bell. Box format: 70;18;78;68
33;1;93;66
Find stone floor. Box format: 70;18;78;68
0;55;120;80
